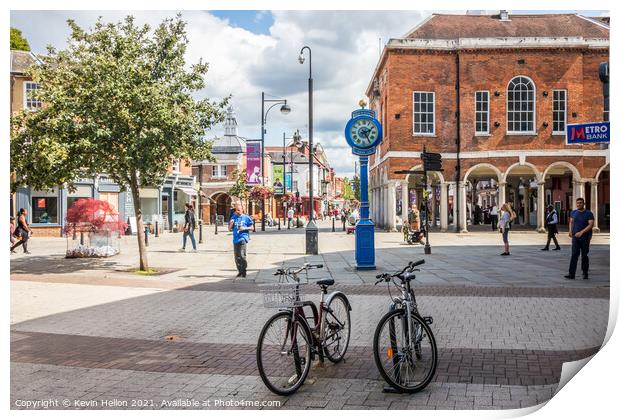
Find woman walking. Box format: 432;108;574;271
498;203;516;256
179;203;197;252
11;208;32;254
541;205;561;251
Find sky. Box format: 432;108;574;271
10;9;609;178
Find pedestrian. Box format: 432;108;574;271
10;216;17;249
565;198;594;280
490;204;498;231
498;203;516;256
287;207;294;227
541;205;561;251
179;203;197;252
11;208;32;254
229;203;253;278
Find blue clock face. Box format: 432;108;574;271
345;116;382;150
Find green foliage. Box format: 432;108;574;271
228;168;249;200
10;27;30;51
10;15;228;193
352;176;361;202
342;177;354;201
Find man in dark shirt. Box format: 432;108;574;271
565;198;594;279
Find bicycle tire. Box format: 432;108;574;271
256;311;312;396
373;308;437;393
323;295;351;363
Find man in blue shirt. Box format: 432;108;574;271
228;203;253;278
565;198;594;280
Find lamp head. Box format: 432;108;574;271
298;53;305;64
280;103;291;115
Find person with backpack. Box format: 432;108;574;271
179;203;197;252
541;205;561;251
498;203;516;256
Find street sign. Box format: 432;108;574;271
421;151;443;171
566;122;610;145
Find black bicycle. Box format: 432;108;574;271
256;263;352;395
373;259;438;393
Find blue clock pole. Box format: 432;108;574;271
355;155;375;269
344;105;382;270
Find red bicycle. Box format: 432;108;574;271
256;263;352;395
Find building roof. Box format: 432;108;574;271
210;107;247;154
10;50;40;75
405;13;609;40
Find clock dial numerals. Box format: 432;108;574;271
348;117;380;148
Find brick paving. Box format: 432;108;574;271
10;227;610;410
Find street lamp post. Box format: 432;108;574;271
260;92;290;231
299;46;318;255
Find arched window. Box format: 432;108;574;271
507;76;535;134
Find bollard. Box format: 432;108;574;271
144;226;149;246
155;221;159;237
287;218;290;230
297;216;300;228
342;218;346;232
80;231;84;245
278;218;281;230
199;220;203;244
215;220;218;235
332;217;335;232
253;220;256;232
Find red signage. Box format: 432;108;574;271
37;198;46;208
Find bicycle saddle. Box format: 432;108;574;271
316;278;335;287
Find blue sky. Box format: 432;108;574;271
210;10;274;35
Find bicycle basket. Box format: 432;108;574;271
261;283;305;308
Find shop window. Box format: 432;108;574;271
31;196;58;223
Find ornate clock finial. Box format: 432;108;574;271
358;99;367;109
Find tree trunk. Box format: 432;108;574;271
130;173;149;271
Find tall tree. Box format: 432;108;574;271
11;15;228;271
10;27;31;51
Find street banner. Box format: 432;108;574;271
273;165;284;195
566;122;610;144
285;173;292;192
246;141;262;184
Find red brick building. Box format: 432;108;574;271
366;12;609;232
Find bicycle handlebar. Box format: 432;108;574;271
374;259;426;285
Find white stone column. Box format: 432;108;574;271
572;180;585;209
440;182;449;231
591;181;600;233
378;186;384;228
498;181;507;207
386;182;397;232
401;182;409;231
459;184;468;233
537;182;546;233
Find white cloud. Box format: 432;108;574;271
10;10;430;178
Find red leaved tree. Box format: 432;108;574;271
64;198;127;235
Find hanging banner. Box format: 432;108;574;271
285;173;292;191
273;165;284;195
246;141;262;184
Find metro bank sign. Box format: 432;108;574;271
566;122;610;145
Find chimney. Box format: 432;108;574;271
499;10;509;21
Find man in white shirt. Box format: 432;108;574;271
490;204;499;231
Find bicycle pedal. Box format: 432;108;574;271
423;316;433;325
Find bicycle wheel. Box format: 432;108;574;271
323;295;351;363
373;308;437;393
256;311;312;396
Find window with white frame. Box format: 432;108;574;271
413;91;435;135
475;91;490;134
24;82;42;110
552;90;567;134
507;76;535;134
211;165;227;177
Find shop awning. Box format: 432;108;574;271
177;187;198;196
